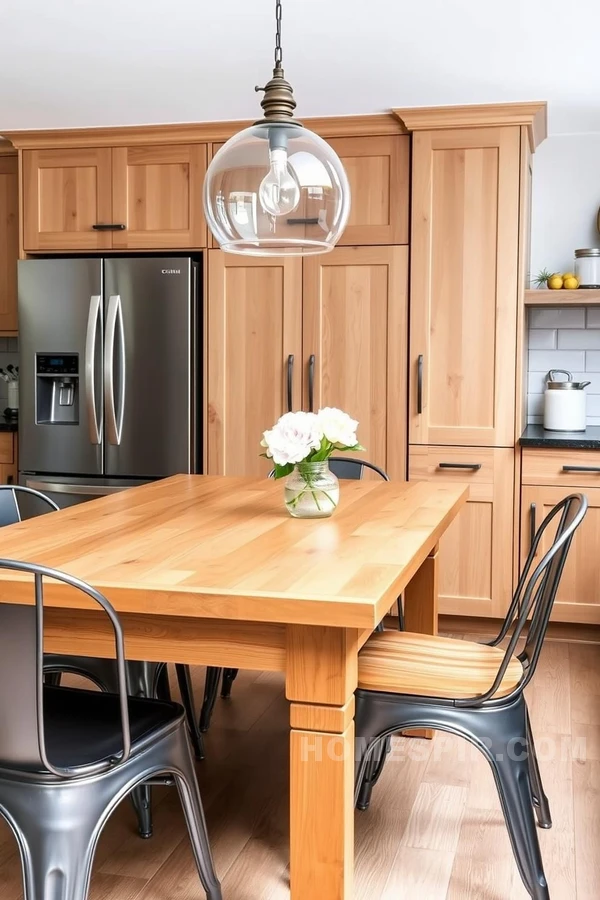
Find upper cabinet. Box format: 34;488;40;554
0;154;18;332
23;144;207;252
408;126;521;447
23;148;113;251
327;136;409;245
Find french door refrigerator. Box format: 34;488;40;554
18;257;200;508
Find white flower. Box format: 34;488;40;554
261;411;323;467
316;407;359;448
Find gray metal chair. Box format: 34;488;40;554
0;485;204;839
0;558;221;900
354;493;587;900
198;456;402;733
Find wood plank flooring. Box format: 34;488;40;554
0;635;598;899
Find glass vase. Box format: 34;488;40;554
284;461;340;519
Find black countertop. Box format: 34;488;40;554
520;424;600;450
0;414;18;433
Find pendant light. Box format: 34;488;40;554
203;0;351;256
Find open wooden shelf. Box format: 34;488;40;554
525;288;600;306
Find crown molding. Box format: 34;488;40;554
2;113;404;150
393;101;548;150
0;139;16;155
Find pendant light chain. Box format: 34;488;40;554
274;0;283;68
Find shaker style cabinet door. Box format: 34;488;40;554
410;446;515;617
303;245;408;480
111;144;208;249
327;135;410;246
409;127;521;446
0;156;18;332
207;251;303;476
22;148;113;251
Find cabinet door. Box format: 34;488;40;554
23;148;113;251
112;144;207;249
303;246;408;479
410;446;514;617
521;485;600;625
409;127;521;446
207;251;302;476
325;136;409;245
0;157;18;332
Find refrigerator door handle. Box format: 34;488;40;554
104;294;125;446
85;294;102;445
24;479;130;496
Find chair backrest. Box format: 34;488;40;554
459;493;587;707
268;458;389;481
0;559;131;777
0;485;59;527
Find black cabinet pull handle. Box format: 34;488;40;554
438;462;482;471
308;354;316;413
417;354;424;414
530;502;536;551
286;217;320;226
562;465;600;473
92;223;126;231
287;354;294;413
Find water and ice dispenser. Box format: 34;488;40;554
36;354;79;425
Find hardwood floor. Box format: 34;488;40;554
0;636;598;899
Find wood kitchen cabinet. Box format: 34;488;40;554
0;155;18;333
207;252;302;476
409;127;521;447
23;144;208;251
0;432;18;485
410;446;515;617
303;245;408;479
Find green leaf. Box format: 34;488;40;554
272;462;294;479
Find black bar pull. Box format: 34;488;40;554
286;217;320;226
562;465;600;473
417;354;424;414
530;502;536;551
438;462;482;471
92;223;127;231
287;354;294;413
308;354;316;412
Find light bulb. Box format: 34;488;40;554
258;147;301;217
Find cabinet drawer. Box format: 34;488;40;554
409;445;496;501
522;448;600;488
0;433;14;464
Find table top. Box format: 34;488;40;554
0;475;467;629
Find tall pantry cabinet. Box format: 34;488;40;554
398;103;546;619
206;132;411;480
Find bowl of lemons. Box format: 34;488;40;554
534;269;580;290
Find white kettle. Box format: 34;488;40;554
543;369;590;432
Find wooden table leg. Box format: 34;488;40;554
287;625;358;900
403;543;439;739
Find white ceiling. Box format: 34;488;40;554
1;0;599;135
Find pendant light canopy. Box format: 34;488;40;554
203;1;351;256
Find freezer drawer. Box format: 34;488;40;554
20;475;153;511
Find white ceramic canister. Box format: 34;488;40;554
543;370;590;432
574;249;600;289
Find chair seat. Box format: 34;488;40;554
358;631;523;700
37;686;182;771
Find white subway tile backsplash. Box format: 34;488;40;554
558;329;600;349
586;309;600;328
586;351;600;371
528;371;547;394
528;350;585;372
528;329;557;350
527;395;544;417
586;395;600;417
529;307;586;329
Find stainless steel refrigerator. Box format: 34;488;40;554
18;257;200;508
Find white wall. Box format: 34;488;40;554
530;134;600;283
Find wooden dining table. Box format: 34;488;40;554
0;474;467;900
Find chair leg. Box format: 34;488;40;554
221;668;238;699
397;595;405;631
526;706;552;829
175;664;205;761
356;736;391;810
199;667;222;732
155;663;172;701
130;783;153;839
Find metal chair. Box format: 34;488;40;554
0;485;204;839
354;493;587;900
0;558;221;900
198;456;402;733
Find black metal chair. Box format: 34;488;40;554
197;456;402;733
0;485;204;839
0;558;221;900
354;493;587;900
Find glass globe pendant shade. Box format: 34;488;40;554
203;121;351;256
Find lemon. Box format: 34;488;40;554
563;272;576;280
563;275;580;290
548;274;564;290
